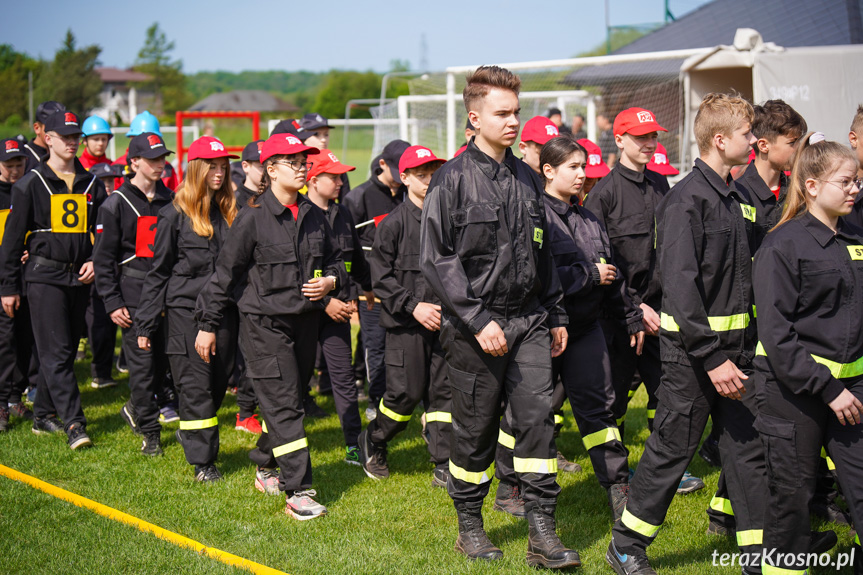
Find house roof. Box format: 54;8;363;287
189;90;298;112
96;67;152;84
564;0;863;86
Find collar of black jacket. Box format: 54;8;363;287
615;161;645;184
801;211;862;247
465;137;517;180
543;191;575;216
262;187;311;219
693;157;735;197
404;197;423;221
740;159;787;202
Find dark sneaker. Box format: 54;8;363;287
357;428;389;480
431;465;450;489
698;436;722;467
606;540;657;575
302;397;328;419
90;377;117;389
556;451;582;474
706;518;735;537
32;416;64;435
285;489;327;520
67;423;93;450
344;445;361;466
494;481;526;518
608;483;629;522
0;407;9;432
159;403;179;424
194;464;222;483
255;467;280;495
676;470;705;494
120;401;140;434
116;354;128;374
811;501;853;526
809;530;838;554
9;402;33;420
141;432;163;456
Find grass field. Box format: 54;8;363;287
0;341;857;574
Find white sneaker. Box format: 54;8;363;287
285;489;327;521
255;467;280;495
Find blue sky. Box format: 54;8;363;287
1;0;711;73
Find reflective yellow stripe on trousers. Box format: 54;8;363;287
736;529;762;546
497;431;557;473
660;312;750;333
621;508;660;538
582;427;621;451
425;411;451;423
179;416;218;430
498;429;515;449
449;461;493;484
709;495;734;516
378;403;412;423
756;342;863;380
762;564;806;575
272;437;308;458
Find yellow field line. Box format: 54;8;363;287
0;463;288;575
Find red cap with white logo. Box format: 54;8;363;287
647;142;679;176
260;134;319;163
521;116;560;145
187;136;239;161
613;108;667;137
307;149;356;179
399;145;445;174
577;139;611;178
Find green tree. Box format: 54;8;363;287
133;23;191;114
35;30;102;115
313;70;383;119
0;45;41;124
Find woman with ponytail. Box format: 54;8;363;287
753;132;863;574
136;136;238;483
195;133;346;520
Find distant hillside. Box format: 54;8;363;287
186;70;326;110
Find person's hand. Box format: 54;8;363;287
640;303;660;335
412;302;442;332
110;306;132;328
707;359;748;400
78;261;95;284
325;298;352;323
194;330;217;364
475;321;508;356
302;276;336;301
828;389;863;426
363;290;375;310
630;330;645;355
138;336;151;351
1;295;20;318
595;263;617;285
347;299;358;314
20;250;28;265
550;326;568;358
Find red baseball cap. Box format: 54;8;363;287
613;108;667;137
578;139;611;178
260;133;319;163
187;136;239;161
399;145;445;174
307;149;356;179
521;116;560;145
647;143;679;176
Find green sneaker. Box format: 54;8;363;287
345;445;361;466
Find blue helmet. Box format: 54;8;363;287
82;116;113;138
127;111;162;137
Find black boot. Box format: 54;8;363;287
454;502;503;561
525;499;581;569
493;480;525;518
607;483;629;522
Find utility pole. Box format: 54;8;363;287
665;0;676;22
28;71;34;127
419;33;429;72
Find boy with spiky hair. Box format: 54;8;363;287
607;93;766;575
421;65;579;569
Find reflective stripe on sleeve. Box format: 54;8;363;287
660;312;750;333
425;411;451;423
756;341;863;379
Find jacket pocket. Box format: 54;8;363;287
395;252;421;272
448;366;477;430
799;260;841;310
255;243;299;295
177;232;213;277
654;387;695;455
245;355;281;380
754;413;799;490
452;202;499;258
605;212;649;239
165;333;186;355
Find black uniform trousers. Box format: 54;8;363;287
28;282;89;430
442;311;559;506
369;326;452;465
613;360;767;569
756;372;863;574
358;303;386;404
122;307;168;435
496;322;629;489
0;297;34;405
240;312;319;493
602;319;661;435
232;347;258;420
166;306;236;467
85;285;116;380
318;316;361;446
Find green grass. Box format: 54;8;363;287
0;345;857;574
